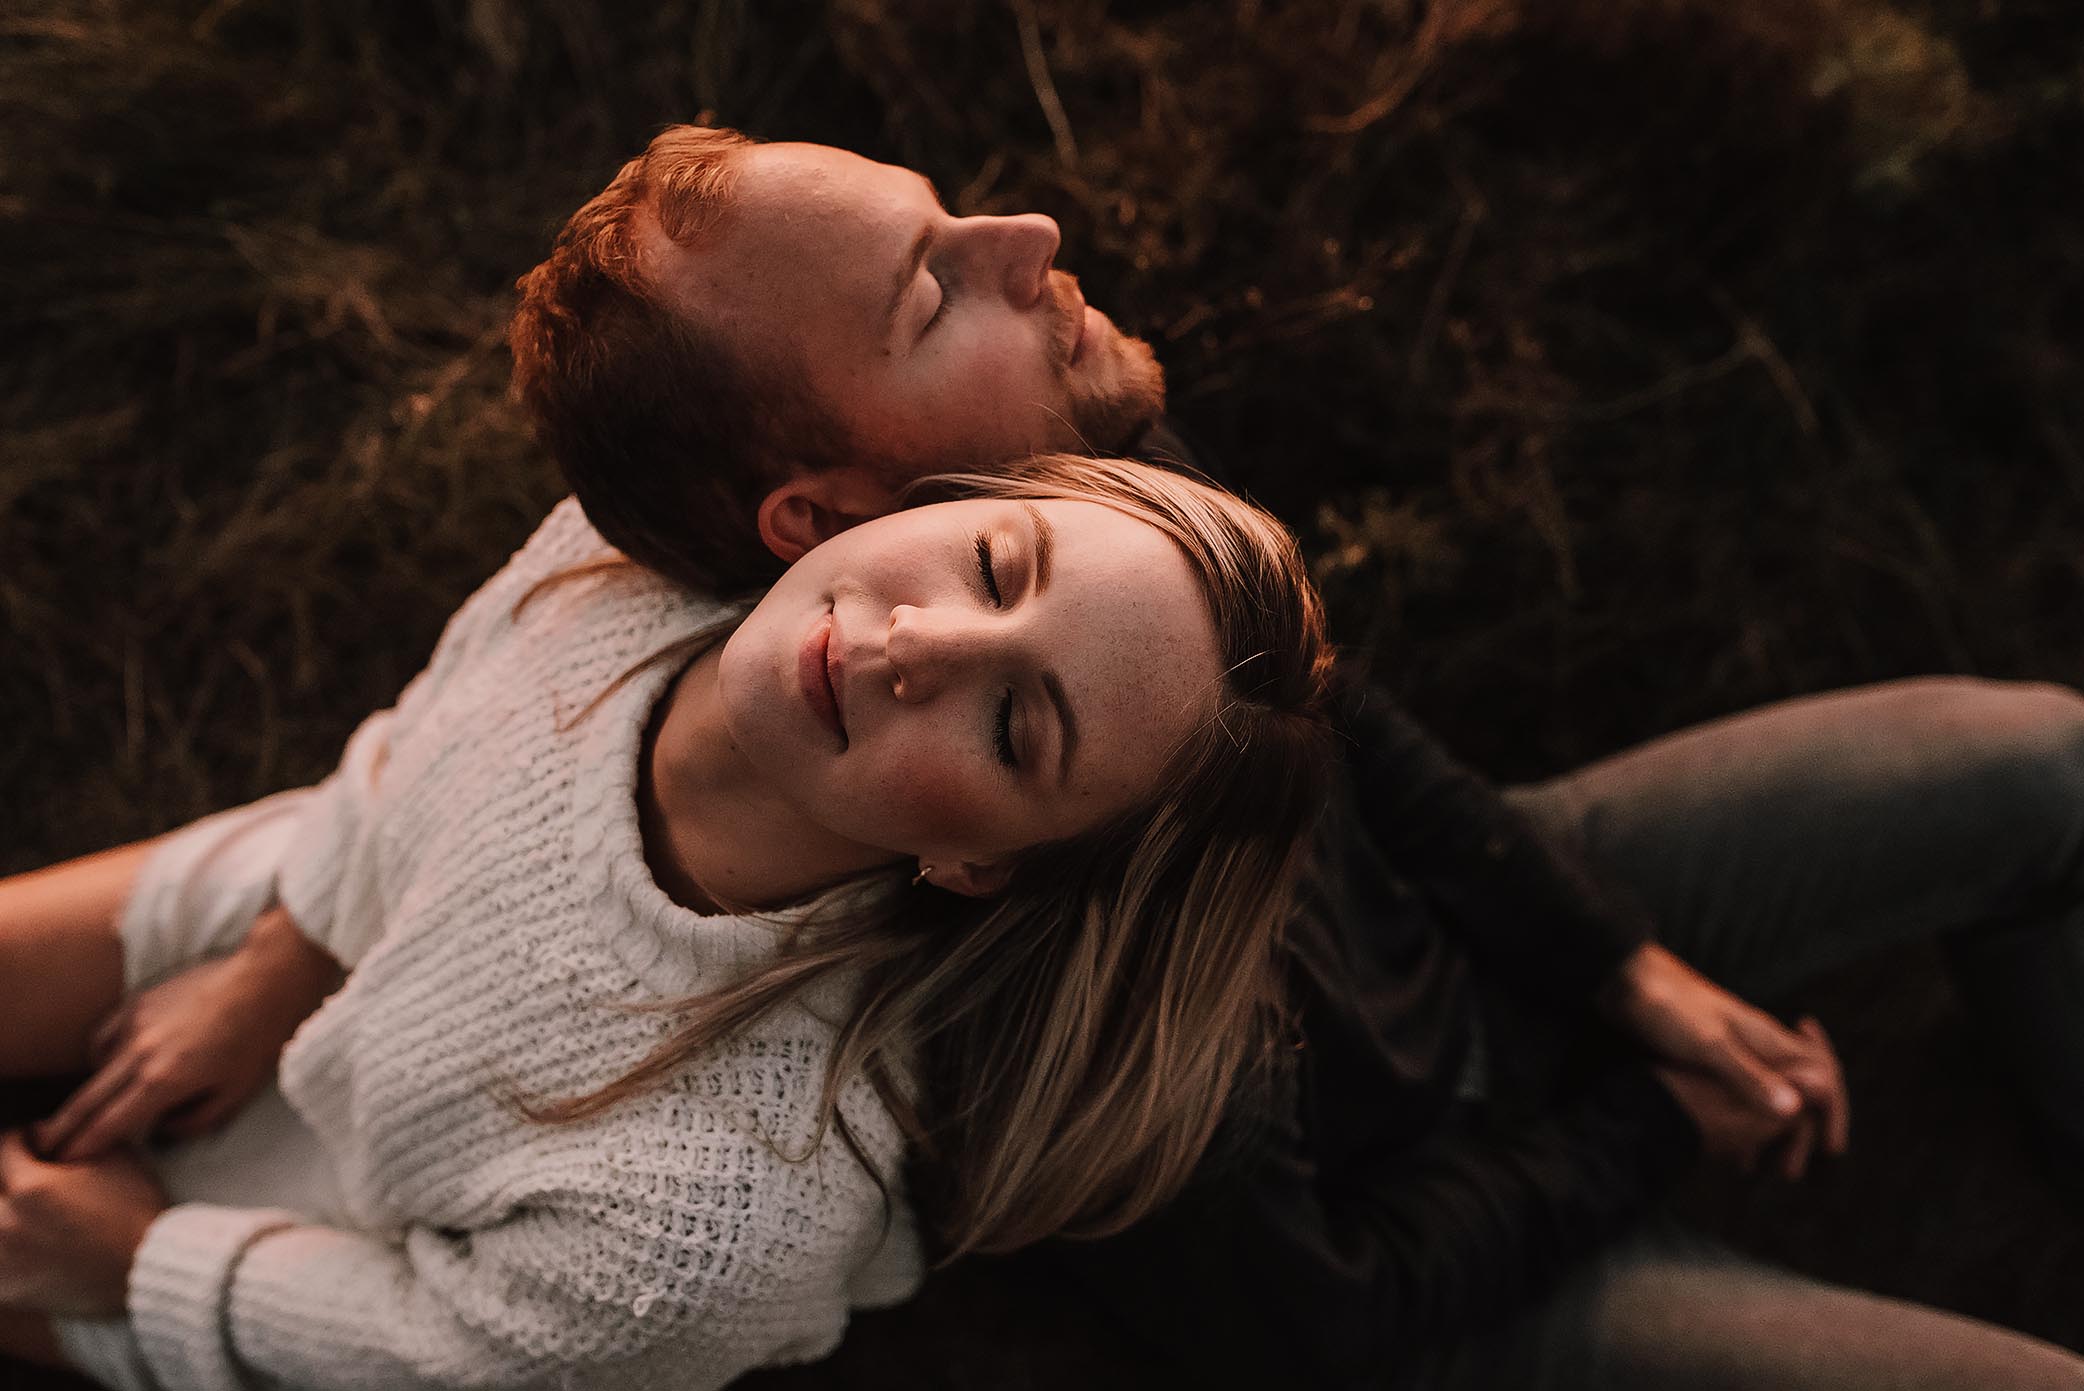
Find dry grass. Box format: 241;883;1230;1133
3;0;2081;1384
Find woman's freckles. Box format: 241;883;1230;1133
876;759;1002;849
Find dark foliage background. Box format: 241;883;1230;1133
3;0;2081;1385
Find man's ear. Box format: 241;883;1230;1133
756;466;903;563
928;859;1014;898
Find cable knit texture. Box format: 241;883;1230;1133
113;499;923;1391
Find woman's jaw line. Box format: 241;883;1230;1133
646;643;904;911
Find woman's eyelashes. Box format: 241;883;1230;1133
973;534;1019;770
993;689;1019;768
973;533;1003;606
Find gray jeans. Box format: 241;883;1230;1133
1428;677;2084;1390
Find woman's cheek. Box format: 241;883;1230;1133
878;754;999;850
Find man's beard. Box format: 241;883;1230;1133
1069;333;1166;453
1044;269;1169;453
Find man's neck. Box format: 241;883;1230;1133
639;645;895;914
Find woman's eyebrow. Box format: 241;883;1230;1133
1019;502;1073;781
1044;670;1078;785
1020;502;1054;592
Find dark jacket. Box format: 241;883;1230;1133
1038;679;1700;1390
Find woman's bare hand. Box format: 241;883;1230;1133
1603;943;1850;1166
0;1129;164;1318
31;906;343;1162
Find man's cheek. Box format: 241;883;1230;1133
940;334;1041;408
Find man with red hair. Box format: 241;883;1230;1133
507;124;1165;599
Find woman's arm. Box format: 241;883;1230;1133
0;839;157;1078
33;905;344;1161
103;1186;834;1391
3;1159;815;1391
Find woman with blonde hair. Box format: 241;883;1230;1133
0;452;1334;1391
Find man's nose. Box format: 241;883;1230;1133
959;213;1060;310
886;604;1001;703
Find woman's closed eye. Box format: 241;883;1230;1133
973;533;1003;606
994;688;1019;768
973;534;1019;769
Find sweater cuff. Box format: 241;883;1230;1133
129;1203;305;1391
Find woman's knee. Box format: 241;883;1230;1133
1949;678;2084;852
1875;678;2084;864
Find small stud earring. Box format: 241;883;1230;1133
912;865;934;888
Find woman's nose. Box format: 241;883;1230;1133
886;604;998;703
953;213;1061;310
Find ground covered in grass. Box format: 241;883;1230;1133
4;0;2082;1385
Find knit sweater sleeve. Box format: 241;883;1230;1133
271;713;391;967
273;498;611;967
124;1175;861;1391
1338;678;1656;999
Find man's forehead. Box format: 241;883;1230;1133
640;146;921;327
739;142;938;218
684;145;933;295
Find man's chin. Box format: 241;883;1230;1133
1077;333;1167;454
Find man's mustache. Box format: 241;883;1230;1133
1044;268;1086;373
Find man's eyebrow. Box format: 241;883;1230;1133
1021;502;1054;593
1044;671;1078;786
884;225;933;333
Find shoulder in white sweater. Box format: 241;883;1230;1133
123;500;923;1391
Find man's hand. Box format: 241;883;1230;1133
1652;1064;1822;1178
33;905;344;1162
1603;943;1850;1171
0;1129;165;1317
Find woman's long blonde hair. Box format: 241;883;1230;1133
518;455;1334;1261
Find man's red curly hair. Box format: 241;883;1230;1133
508;124;846;598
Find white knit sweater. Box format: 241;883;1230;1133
116;499;923;1391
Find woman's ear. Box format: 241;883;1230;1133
927;860;1014;898
756;466;902;563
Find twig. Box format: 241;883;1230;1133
1012;0;1079;168
1410;177;1486;390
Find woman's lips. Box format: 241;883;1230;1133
799;610;846;746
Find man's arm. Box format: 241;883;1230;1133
1129;416;1642;991
1337;677;1654;999
1044;1053;1700;1391
1338;681;1851;1143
